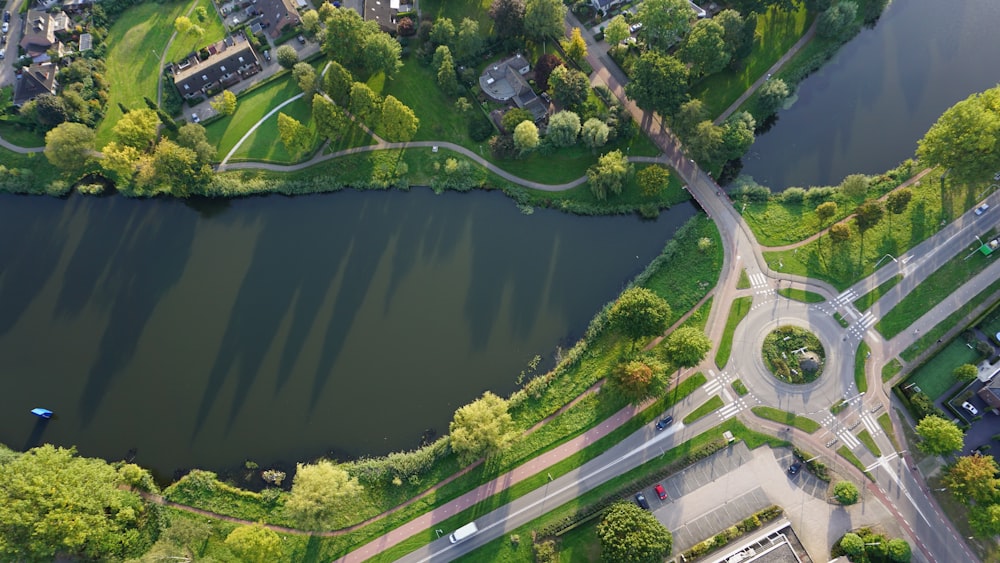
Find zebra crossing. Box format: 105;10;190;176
748;272;774;295
832;288;858;308
860;411;881;437
818;401;883;451
848;311;878;340
718;398;748;420
703;371;753;421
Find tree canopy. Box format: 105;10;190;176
277;112;314;157
943;453;1000;504
225;524;284;562
915;415;965;456
313;94;349;141
625;51;689;117
514;120;540;153
523;0;566;42
581;118;611;149
607;287;671;344
547;110;581;147
44;122;95;174
210;89;238;116
953;363;978;382
636;0;692;52
596;502;673;562
561;27;588;64
285;460;364;530
548;65;591;110
276;44;299;69
449;391;517;465
0;445;160;562
488;0;525;39
587;149;633;200
610;356;669;404
637;165;670;197
833;481;859;504
113;108;160;150
378;95;420;142
758;77;790;115
664;327;712;369
680;19;729;77
916;86;1000;185
604;15;630;47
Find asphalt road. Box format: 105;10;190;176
0;0;24;87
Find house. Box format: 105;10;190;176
60;0;95;14
173;38;261;100
13;62;59;107
479;54;548;122
20;9;70;59
978;377;1000;410
363;0;399;33
256;0;300;38
589;0;706;17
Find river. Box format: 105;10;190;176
0;190;694;475
741;0;1000;190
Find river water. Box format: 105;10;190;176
741;0;1000;190
0;190;694;475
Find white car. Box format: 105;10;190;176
191;113;200;124
0;48;5;60
1;21;8;33
962;401;978;416
629;22;642;33
975;203;990;216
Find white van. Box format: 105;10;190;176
449;522;478;543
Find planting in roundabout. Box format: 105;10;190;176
762;325;825;384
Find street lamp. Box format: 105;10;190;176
874;254;898;269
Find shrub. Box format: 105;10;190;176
833;480;859;504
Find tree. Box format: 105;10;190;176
686;120;724;164
312;94;349;141
396;16;415;37
635;0;692;52
113;108;160;150
21;94;68;129
293;62;318;94
44;122;95;174
435;46;458;95
534;54;563;92
430;17;455;47
135;139;208;196
840;173;869;201
523;0;566;42
817;1;860;41
548;65;590;110
854;199;884;255
721;111;755;161
378;95;419;142
362;32;402;79
301;9;320;35
916;86;1000;186
715;9;747;60
886;538;912;563
449;391;517;465
625;51;689;117
804;0;832;12
322;7;374;70
817;201;837;226
211;89;238;115
561;27;588;64
284;460;364;530
588;149;633;200
100;141;143;188
176;122;216;165
953;363;978;382
833;481;859;504
915;414;966;456
454;18;482;62
349;81;381;123
674;99;708;140
488;0;525;39
323;61;353;107
944;453;1000;504
596;502;673;563
610;357;669;404
829;222;852;244
513;120;540;153
225;524;284;563
607;287;671;345
276;44;299;69
0;445;159;561
546;110;581;147
581;117;610;149
680;19;729;77
840;532;865;556
277;112;313;157
502;108;534;133
605;15;630;47
637;165;670;198
665;327;712;369
758;78;790;115
970;504;1000;537
174;15;193;35
885;187;913;229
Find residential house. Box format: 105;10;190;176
479;54;548;122
20;9;70;60
363;0;400;34
589;0;706;17
256;0;300;38
13;62;59;107
173;39;261;100
978;377;1000;411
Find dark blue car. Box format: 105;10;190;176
656;415;674;430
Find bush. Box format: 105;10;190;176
833;480;859;504
468;114;495;142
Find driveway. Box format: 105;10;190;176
0;0;25;88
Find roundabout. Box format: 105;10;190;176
761;325;825;384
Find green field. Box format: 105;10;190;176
857;429;881;457
205;78;303;156
750;406;820;433
853;274;903;311
855;341;869;393
97;0;192;145
906;338;978;400
715;296;752;369
0;120;44;147
683;395;724;424
164;0;227;64
777;287;825;303
228;96;321;163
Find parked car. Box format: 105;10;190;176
263;49;271;61
634;492;650;510
654;484;667;500
2;21;8;34
0;48;5;60
976;203;990;216
787;461;802;475
3;11;11;23
297;34;306;44
962;401;979;416
655;415;674;430
629;22;642;33
191;113;200;124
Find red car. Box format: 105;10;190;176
654;484;667;500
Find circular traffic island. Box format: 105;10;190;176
762;325;826;384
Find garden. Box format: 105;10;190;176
762;325;825;384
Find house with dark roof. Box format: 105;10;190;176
20;9;70;59
14;63;59;107
479;54;548;122
978;378;1000;411
363;0;400;33
256;0;300;38
173;39;261;100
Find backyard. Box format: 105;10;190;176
164;0;228;64
905;338;979;401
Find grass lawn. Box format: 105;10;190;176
876;248;997;339
857;429;881;457
762;177;977;290
683;395;724;424
164;0;226;63
837;445;870;479
0;146;60;187
834;312;848;327
557;519;601;562
227;96;330;163
732;379;748;396
0;120;44;147
855;341;869;393
418;0;494;32
900;277;1000;362
777;287;825;303
881;358;902;382
906;338;978;401
643;216;724;327
853;274;903;311
877;413;900;451
690;5;812;118
737;269;750;289
204;78;303;156
533;162;689;211
716;296;752;368
97;0;192;146
750;406;820;433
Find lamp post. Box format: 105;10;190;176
874;253;898;270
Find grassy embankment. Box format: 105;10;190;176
750;406;820;433
163;0;227;64
715;296;752;369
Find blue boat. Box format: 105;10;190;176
30;408;53;419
